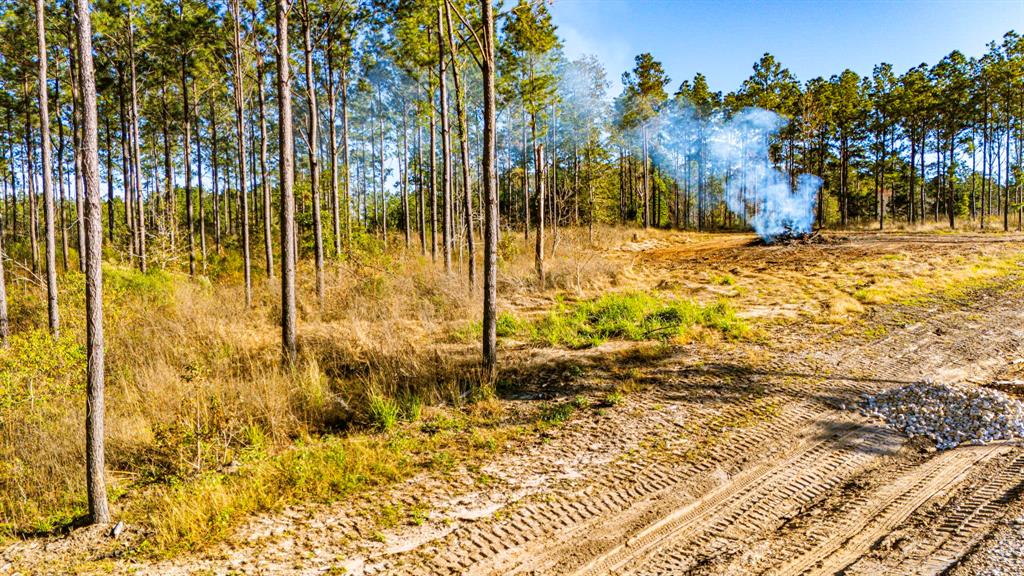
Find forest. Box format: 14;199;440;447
2;0;1024;573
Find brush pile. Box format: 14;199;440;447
751;225;830;246
860;381;1024;450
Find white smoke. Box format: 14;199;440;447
652;104;821;242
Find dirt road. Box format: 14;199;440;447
356;281;1024;576
360;233;1024;576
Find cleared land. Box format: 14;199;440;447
4;229;1024;575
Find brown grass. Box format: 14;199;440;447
3;225;1019;553
0;226;628;543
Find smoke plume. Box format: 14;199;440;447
651;104;821;242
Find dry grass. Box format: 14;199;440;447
3;225;1020;555
0;226;627;549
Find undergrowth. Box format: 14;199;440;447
134;404;518;555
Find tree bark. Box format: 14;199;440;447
181;59;195;277
299;0;323;308
128;0;145;271
401;102;410;249
257;61;273;278
377;88;387;248
417;122;426;255
341;68;351;252
534;143;545;285
437;5;452;274
118;74;133;259
642;123;649;228
36;0;60;337
161;86;175;247
522;106;529;241
194;82;206;272
480;0;498;381
76;0;110;525
444;5;473;287
0;210;8;348
69;41;86;273
327;50;341;258
277;0;297;366
232;0;252;305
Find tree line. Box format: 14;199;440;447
0;0;1020;524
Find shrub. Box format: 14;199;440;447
496;312;525;338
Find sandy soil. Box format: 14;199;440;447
4;230;1024;576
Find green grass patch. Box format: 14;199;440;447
449;321;482;343
366;394;401;431
525;292;746;349
536;396;590;427
601;390;626;407
496;312;525;338
709;272;736;286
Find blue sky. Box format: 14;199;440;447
548;0;1023;96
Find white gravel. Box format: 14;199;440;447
859;381;1024;450
972;516;1024;576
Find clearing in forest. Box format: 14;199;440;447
4;229;1024;576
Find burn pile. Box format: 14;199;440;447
754;228;823;246
859;381;1024;450
750;222;830;246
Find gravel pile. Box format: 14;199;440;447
860;381;1024;450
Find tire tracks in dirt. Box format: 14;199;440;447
370;281;1024;575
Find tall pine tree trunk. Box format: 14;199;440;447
194;82;206;272
277;0;297;366
257;62;273;277
211;101;221;251
401;101;410;248
534;142;545;285
444;6;473;286
480;0;498;381
181;59;195;277
232;0;252;305
300;0;323;307
36;0;60;337
70;42;86;272
342;68;352;251
118;75;133;259
327;51;341;258
429;88;437;261
128;0;145;271
418;122;426;255
437;5;452;274
76;0;110;525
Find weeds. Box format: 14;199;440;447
525;292;747;349
135;402;516;555
366;393;401;431
601;390;626;407
536;396;590;427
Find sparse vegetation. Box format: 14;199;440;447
602;390;626;407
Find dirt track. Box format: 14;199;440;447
360;278;1024;576
367;232;1024;576
6;231;1024;575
